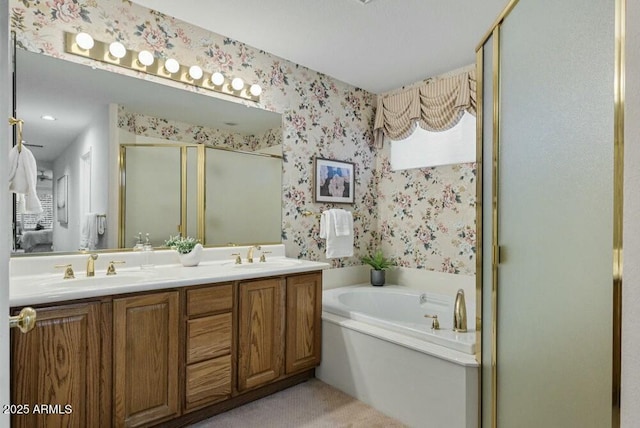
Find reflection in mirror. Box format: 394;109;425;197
13;48;283;255
205;148;282;246
122;145;186;248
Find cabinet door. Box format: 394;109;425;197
285;273;322;374
113;291;180;427
11;302;101;428
237;278;284;391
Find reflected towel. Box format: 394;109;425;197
320;209;353;258
97;215;106;235
8;145;42;213
80;213;99;250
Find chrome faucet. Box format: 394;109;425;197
246;245;261;263
453;289;468;332
86;254;98;277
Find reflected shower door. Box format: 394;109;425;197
124;146;181;248
204;148;281;246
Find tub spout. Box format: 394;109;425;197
453;289;467;332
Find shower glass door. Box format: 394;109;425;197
490;0;615;426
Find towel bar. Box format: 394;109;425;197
8;117;24;153
302;210;360;219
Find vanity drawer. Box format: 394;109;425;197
185;354;232;411
186;283;233;316
187;313;232;363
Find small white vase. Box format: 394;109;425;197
178;243;203;267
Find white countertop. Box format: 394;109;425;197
10;245;329;307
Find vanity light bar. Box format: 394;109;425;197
64;32;262;102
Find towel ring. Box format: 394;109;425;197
8;117;24;153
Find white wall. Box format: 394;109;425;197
622;1;640;425
53;105;110;251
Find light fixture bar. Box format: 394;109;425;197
64;32;261;102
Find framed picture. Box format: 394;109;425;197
314;157;355;204
56;175;68;224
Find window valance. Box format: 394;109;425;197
374;70;476;141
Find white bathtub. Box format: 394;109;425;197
322;285;476;355
317;285;479;428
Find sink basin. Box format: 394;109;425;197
31;270;159;289
223;259;304;270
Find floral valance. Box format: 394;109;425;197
374;70;476;140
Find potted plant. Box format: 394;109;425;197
361;250;394;286
165;235;203;267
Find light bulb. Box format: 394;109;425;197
231;77;244;91
137;50;154;66
188;65;203;80
164;58;180;74
75;32;94;50
109;41;127;59
249;84;262;97
210;72;224;86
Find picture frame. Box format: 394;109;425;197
56;175;68;224
314;157;355;204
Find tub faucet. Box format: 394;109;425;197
424;314;440;330
453;289;467;332
86;254;98;277
246;245;261;263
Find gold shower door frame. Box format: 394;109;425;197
474;0;625;426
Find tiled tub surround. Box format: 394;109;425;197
10;0;476;274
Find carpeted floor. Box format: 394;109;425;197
188;379;406;428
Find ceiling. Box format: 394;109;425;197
132;0;508;94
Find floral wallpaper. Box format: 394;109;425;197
118;106;281;152
376;143;476;275
10;0;477;275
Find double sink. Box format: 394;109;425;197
10;253;320;307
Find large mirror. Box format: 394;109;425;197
12;48;283;255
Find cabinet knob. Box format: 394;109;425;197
10;307;37;334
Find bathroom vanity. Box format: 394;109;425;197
9;247;326;427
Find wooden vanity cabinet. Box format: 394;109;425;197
285;273;322;374
237;277;285;392
113;291;180;427
10;302;104;428
184;283;234;412
10;270;322;427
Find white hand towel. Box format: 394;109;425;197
8;145;42;214
80;213;99;250
320;209;353;258
331;209;353;237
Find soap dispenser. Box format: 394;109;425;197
141;233;155;271
133;232;144;251
133;233;144;269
